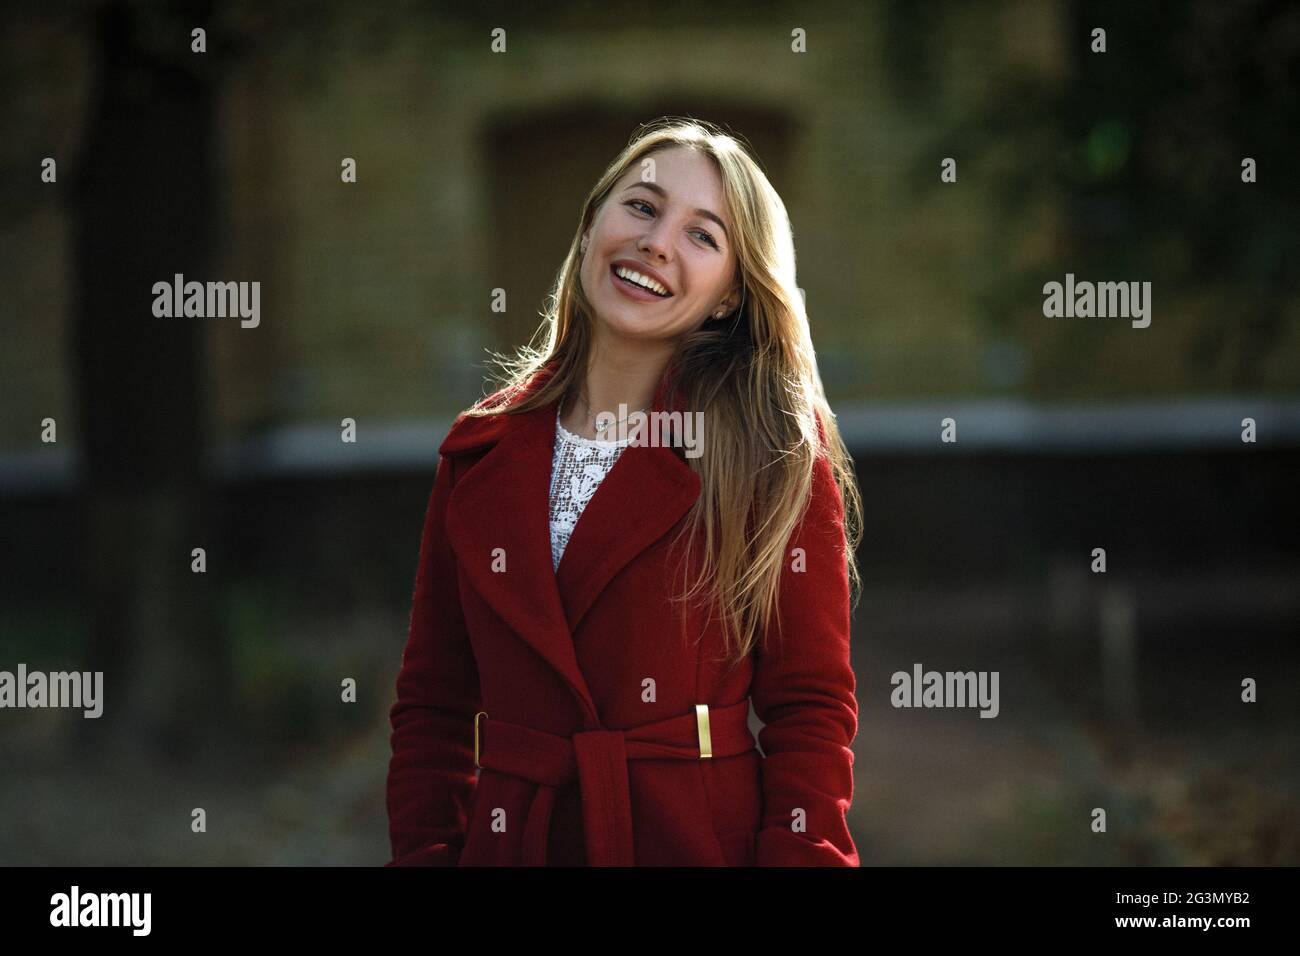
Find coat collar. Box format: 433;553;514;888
440;359;702;727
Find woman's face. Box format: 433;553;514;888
580;146;741;345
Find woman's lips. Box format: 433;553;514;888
610;264;672;302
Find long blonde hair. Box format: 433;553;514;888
463;117;862;667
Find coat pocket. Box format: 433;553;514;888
459;768;519;865
700;749;761;866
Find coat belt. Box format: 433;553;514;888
473;699;756;865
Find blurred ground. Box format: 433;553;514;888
4;574;1296;867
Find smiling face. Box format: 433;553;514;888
579;146;741;346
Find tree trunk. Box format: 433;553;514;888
69;0;231;765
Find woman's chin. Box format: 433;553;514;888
594;309;680;341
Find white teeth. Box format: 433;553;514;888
614;266;669;296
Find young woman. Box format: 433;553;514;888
385;117;864;866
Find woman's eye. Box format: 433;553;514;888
625;199;718;249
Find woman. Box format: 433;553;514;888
385;117;864;866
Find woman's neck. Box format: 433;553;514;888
561;342;672;440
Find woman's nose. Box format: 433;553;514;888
637;222;672;261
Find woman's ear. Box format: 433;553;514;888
716;278;743;317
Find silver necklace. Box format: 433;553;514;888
577;394;647;439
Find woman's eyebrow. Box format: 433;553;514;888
622;182;729;241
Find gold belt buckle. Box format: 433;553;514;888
695;704;712;759
474;710;488;769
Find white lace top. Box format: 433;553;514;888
549;407;631;571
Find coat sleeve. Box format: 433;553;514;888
385;453;482;866
751;450;860;866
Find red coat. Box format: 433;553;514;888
385;362;859;865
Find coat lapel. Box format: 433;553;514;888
440;362;702;726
